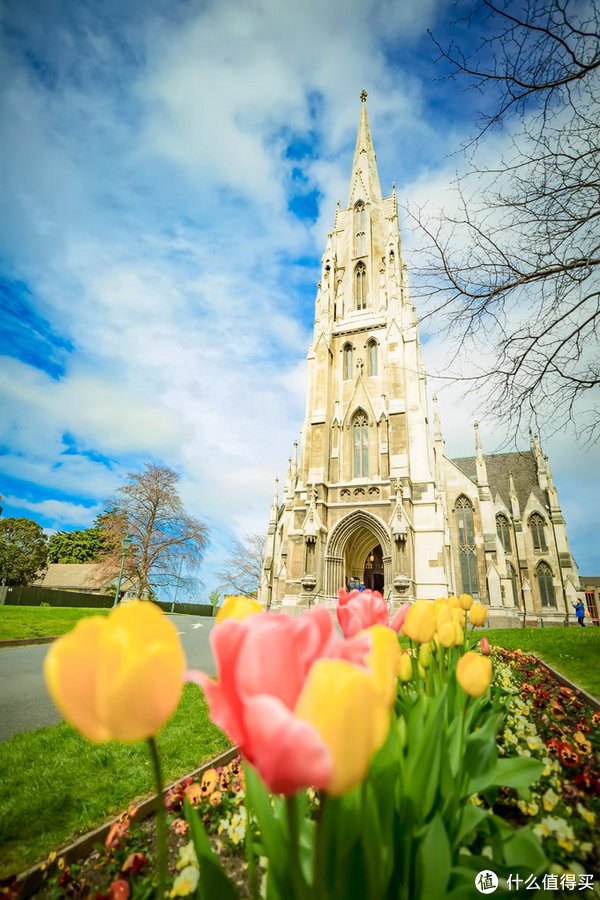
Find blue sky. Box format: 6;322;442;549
1;0;598;596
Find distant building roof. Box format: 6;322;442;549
35;563;115;591
451;450;547;512
580;576;600;588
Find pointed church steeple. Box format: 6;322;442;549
348;91;382;206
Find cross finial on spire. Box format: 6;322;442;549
360;89;367;102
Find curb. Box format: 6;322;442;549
0;637;57;648
15;745;239;898
533;655;600;711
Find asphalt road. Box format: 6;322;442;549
0;615;217;744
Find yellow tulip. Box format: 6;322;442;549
295;657;392;796
398;652;413;682
216;595;263;625
437;620;455;648
361;625;402;707
459;593;474;611
452;622;464;646
468;603;488;627
447;595;461;609
402;600;436;643
451;608;466;626
456;651;492;697
419;644;432;669
44;602;185;742
436;605;452;629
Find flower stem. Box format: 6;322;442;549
314;792;329;899
148;737;168;899
285;793;307;899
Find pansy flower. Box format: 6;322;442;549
200;768;219;796
558;742;581;767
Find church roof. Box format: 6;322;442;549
451;450;548;512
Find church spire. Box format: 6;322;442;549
348;91;382;206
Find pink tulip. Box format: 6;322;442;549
337;588;389;638
390;604;410;634
480;636;491;656
188;607;395;796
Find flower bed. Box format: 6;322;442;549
6;595;600;898
490;648;600;881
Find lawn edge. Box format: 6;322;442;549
15;745;238;897
0;637;57;648
533;655;600;710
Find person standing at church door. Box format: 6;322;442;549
573;600;586;626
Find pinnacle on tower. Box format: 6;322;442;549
348;91;382;206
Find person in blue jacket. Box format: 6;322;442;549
572;600;586;626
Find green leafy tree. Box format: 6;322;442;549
47;526;105;563
0;517;48;585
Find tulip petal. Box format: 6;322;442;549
243;695;333;794
295;659;391;796
101;644;184;741
44;618;110;742
236;615;305;710
360;625;402;708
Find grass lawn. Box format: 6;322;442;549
484;625;600;700
0;606;110;641
0;684;230;879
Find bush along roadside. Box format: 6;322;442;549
8;593;600;899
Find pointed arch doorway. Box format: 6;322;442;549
325;510;392;599
363;545;384;592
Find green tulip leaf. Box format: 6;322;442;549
503;826;547;871
415;816;451;899
183;798;240;900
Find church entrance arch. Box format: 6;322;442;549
325;510;392;599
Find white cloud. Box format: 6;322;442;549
0;0;598;594
3;494;103;528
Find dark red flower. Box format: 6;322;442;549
121;853;147;876
546;738;561;754
558;742;581;767
109;880;130;900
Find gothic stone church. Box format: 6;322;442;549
258;95;580;627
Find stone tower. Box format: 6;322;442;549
259;93;448;610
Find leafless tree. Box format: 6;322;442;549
216;532;266;598
99;463;208;597
411;0;600;441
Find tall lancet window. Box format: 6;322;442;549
456;496;479;597
530;513;548;551
353;411;369;477
355;202;366;256
343;343;353;381
537;562;556;607
355;263;367;310
367;339;377;376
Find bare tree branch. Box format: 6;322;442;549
412;0;600;441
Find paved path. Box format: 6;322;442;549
0;615;217;744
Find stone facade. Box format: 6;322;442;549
258;95;579;626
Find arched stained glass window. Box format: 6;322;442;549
456;496;479;597
496;514;511;553
530;513;548;551
355;263;367;310
353;411;369;478
343;344;353;381
367;339;377;376
537;562;556;607
355;202;366;257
